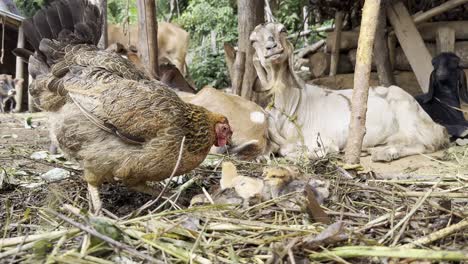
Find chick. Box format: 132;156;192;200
190;162;264;207
262;166;329;205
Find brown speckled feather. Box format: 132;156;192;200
20;0;230;192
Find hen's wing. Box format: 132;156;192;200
61;65;197;143
48;44;149;81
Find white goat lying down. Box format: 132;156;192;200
250;23;449;161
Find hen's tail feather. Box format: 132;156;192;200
17;0;103;111
22;0;102;61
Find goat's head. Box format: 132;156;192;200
250;23;291;66
250;23;304;93
427;52;468;103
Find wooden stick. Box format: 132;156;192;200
329;11;344;76
344;0;381;164
297;39;325;58
401;218;468;248
44;208;160;263
413;0;468;24
309;246;468;261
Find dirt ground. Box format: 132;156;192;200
1;112;466;215
0;111;464;213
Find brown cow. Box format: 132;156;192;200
107;22;189;76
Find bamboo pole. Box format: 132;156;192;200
413;0;468;24
344;0;381;164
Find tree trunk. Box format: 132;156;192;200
308;51;353;78
237;0;265;100
345;0;381;165
373;4;395;87
136;0;159;78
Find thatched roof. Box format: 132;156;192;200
0;0;24;28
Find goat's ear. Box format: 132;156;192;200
458;69;468;103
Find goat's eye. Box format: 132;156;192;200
279;28;287;34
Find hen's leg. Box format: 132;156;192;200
87;183;102;214
129;183;162;197
83;170;103;214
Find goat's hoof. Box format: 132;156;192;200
370;147;399;162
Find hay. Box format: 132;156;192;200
1;149;467;263
1;113;467;263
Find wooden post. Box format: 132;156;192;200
373;4;395;87
329;11;344;76
27;74;37;113
237;0;264;100
136;0;159;78
344;0;381;165
413;0;468;24
223;42;236;80
388;1;432;93
15;25;24;112
436;27;455;53
232;52;246;95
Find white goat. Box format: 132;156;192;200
250;23;448;161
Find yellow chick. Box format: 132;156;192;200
262;166;299;198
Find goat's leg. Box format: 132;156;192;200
370;144;427;162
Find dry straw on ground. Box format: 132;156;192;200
0;113;467;263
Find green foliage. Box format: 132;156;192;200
14;0;52;17
190;53;230;89
176;0;237;45
274;0;306;33
107;0;138;25
175;0;237;89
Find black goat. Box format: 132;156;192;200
415;52;468;138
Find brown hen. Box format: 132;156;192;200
16;0;232;212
